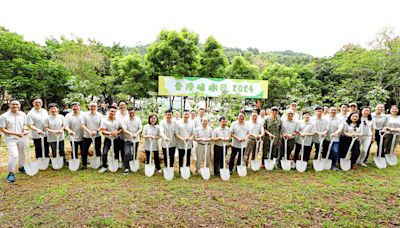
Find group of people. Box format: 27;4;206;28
1;99;399;183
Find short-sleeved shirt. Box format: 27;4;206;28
122;116;142;143
337;113;348;123
312;117;329;143
372;113;389;130
281;111;300;121
326;115;343;142
247;120;264;140
263;117;282;145
387;115;400;130
81;111;102;138
360;117;376;136
0;111;27;143
65;112;84;142
282;120;299;139
44;114;65;142
116;111;129;127
295;120;314;146
27;108;48;139
257;116;267;125
230;121;249;148
142;124;160;151
194;116;203;128
100;118;122;139
342;122;362;137
212;126;230;147
176;120;195;149
194;126;212;144
159;119;178;148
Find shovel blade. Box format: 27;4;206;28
313;160;324;172
374;157;387;169
264;159;275;171
385;154;398;166
237;165;247;177
25;161;39;176
163;167;174;181
108;159;119;172
37;157;50;170
296;161;307;172
281;160;291;171
51;157;64;170
145;164;155;177
180;166;191;179
322;159;332;170
200;168;210;180
250;160;261;171
220;168;230;181
129;160;139;172
90;156;101;169
68;159;80;172
340;158;351;171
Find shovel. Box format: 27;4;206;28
237;141;247;177
129;136;139;172
24;138;39;176
200;141;211;180
374;131;388;169
163;140;174;181
312;135;325;172
51;134;64;170
180;140;191;179
250;139;261;171
68;136;80;171
108;136;119;172
385;133;398;166
322;135;336;170
296;136;308;172
145;139;155;177
89;136;101;169
281;137;291;171
264;136;276;171
340;136;358;171
220;142;230;181
37;135;49;170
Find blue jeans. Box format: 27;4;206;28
330;141;339;168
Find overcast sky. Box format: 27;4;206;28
1;0;399;57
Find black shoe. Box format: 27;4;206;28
18;166;26;174
81;165;87;170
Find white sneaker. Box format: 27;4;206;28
98;167;107;173
123;169;129;174
361;163;367;167
118;162;123;168
158;169;162;173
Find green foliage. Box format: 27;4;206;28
198;36;228;78
225;56;258;79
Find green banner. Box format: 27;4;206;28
158;76;268;98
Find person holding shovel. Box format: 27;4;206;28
64;102;83;166
245;111;264;166
122;107;142;174
27;98;49;161
262;107;282;167
176;110;195;171
212;116;231;176
44;103;66;165
340;112;362;170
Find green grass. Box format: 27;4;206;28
1;164;400;227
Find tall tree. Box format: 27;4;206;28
198;36;227;78
225;56;258;79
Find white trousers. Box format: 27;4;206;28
358;136;372;164
7;138;26;172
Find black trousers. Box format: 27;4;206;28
229;146;245;171
124;141;139;169
102;138;124;168
33;137;50;158
366;130;382;160
178;148;191;168
49;140;65;158
214;145;228;175
69;140;82;159
313;141;329;159
339;136;360;166
145;150;161;170
294;143;312;162
162;147;176;168
81;137;102;166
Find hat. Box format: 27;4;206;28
349;102;358;107
271;106;279;111
286;110;294;115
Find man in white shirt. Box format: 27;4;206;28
336;104;349;122
293;111;315;163
312;106;329;160
175;110;195;170
115;101;129;167
212;116;230;176
0;100;29;183
194;117;212;174
122;107;142;174
245;111;264;166
281;102;300;121
326;107;344;170
194;108;205;128
81;101;103;168
368;103;389;163
257;109;267;125
44;103;66;162
27;98;49;160
280;110;299;166
160;110;178;169
64;102;84;168
229;112;249;173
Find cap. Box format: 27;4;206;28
271;106;279;111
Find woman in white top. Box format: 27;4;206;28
142;113;162;172
122;107;142;173
340;112;362;170
293;111;314;163
383;105;400;155
44;103;66;163
357;107;375;166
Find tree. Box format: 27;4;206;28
225;56;258;79
198;36;228;78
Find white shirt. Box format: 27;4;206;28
122;116;142;143
81;111;102;138
0;111;27;143
342;122;362;136
176;120;195;149
194;126;212;143
372;112;389;130
230;121;249;148
337;113;348;123
116;111;129;126
160;119;178;148
212;126;230;147
142;124;160;151
247;120;264;139
282;120;299;139
65;112;84;141
387;115;400;130
360;117;376;136
281;111;300;121
27;108;48;139
100;118;122;139
326;115;343;142
257;116;267;125
295;120;314;146
312;117;329;143
194;116;203;128
44;114;65;142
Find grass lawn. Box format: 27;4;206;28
1;142;400;227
